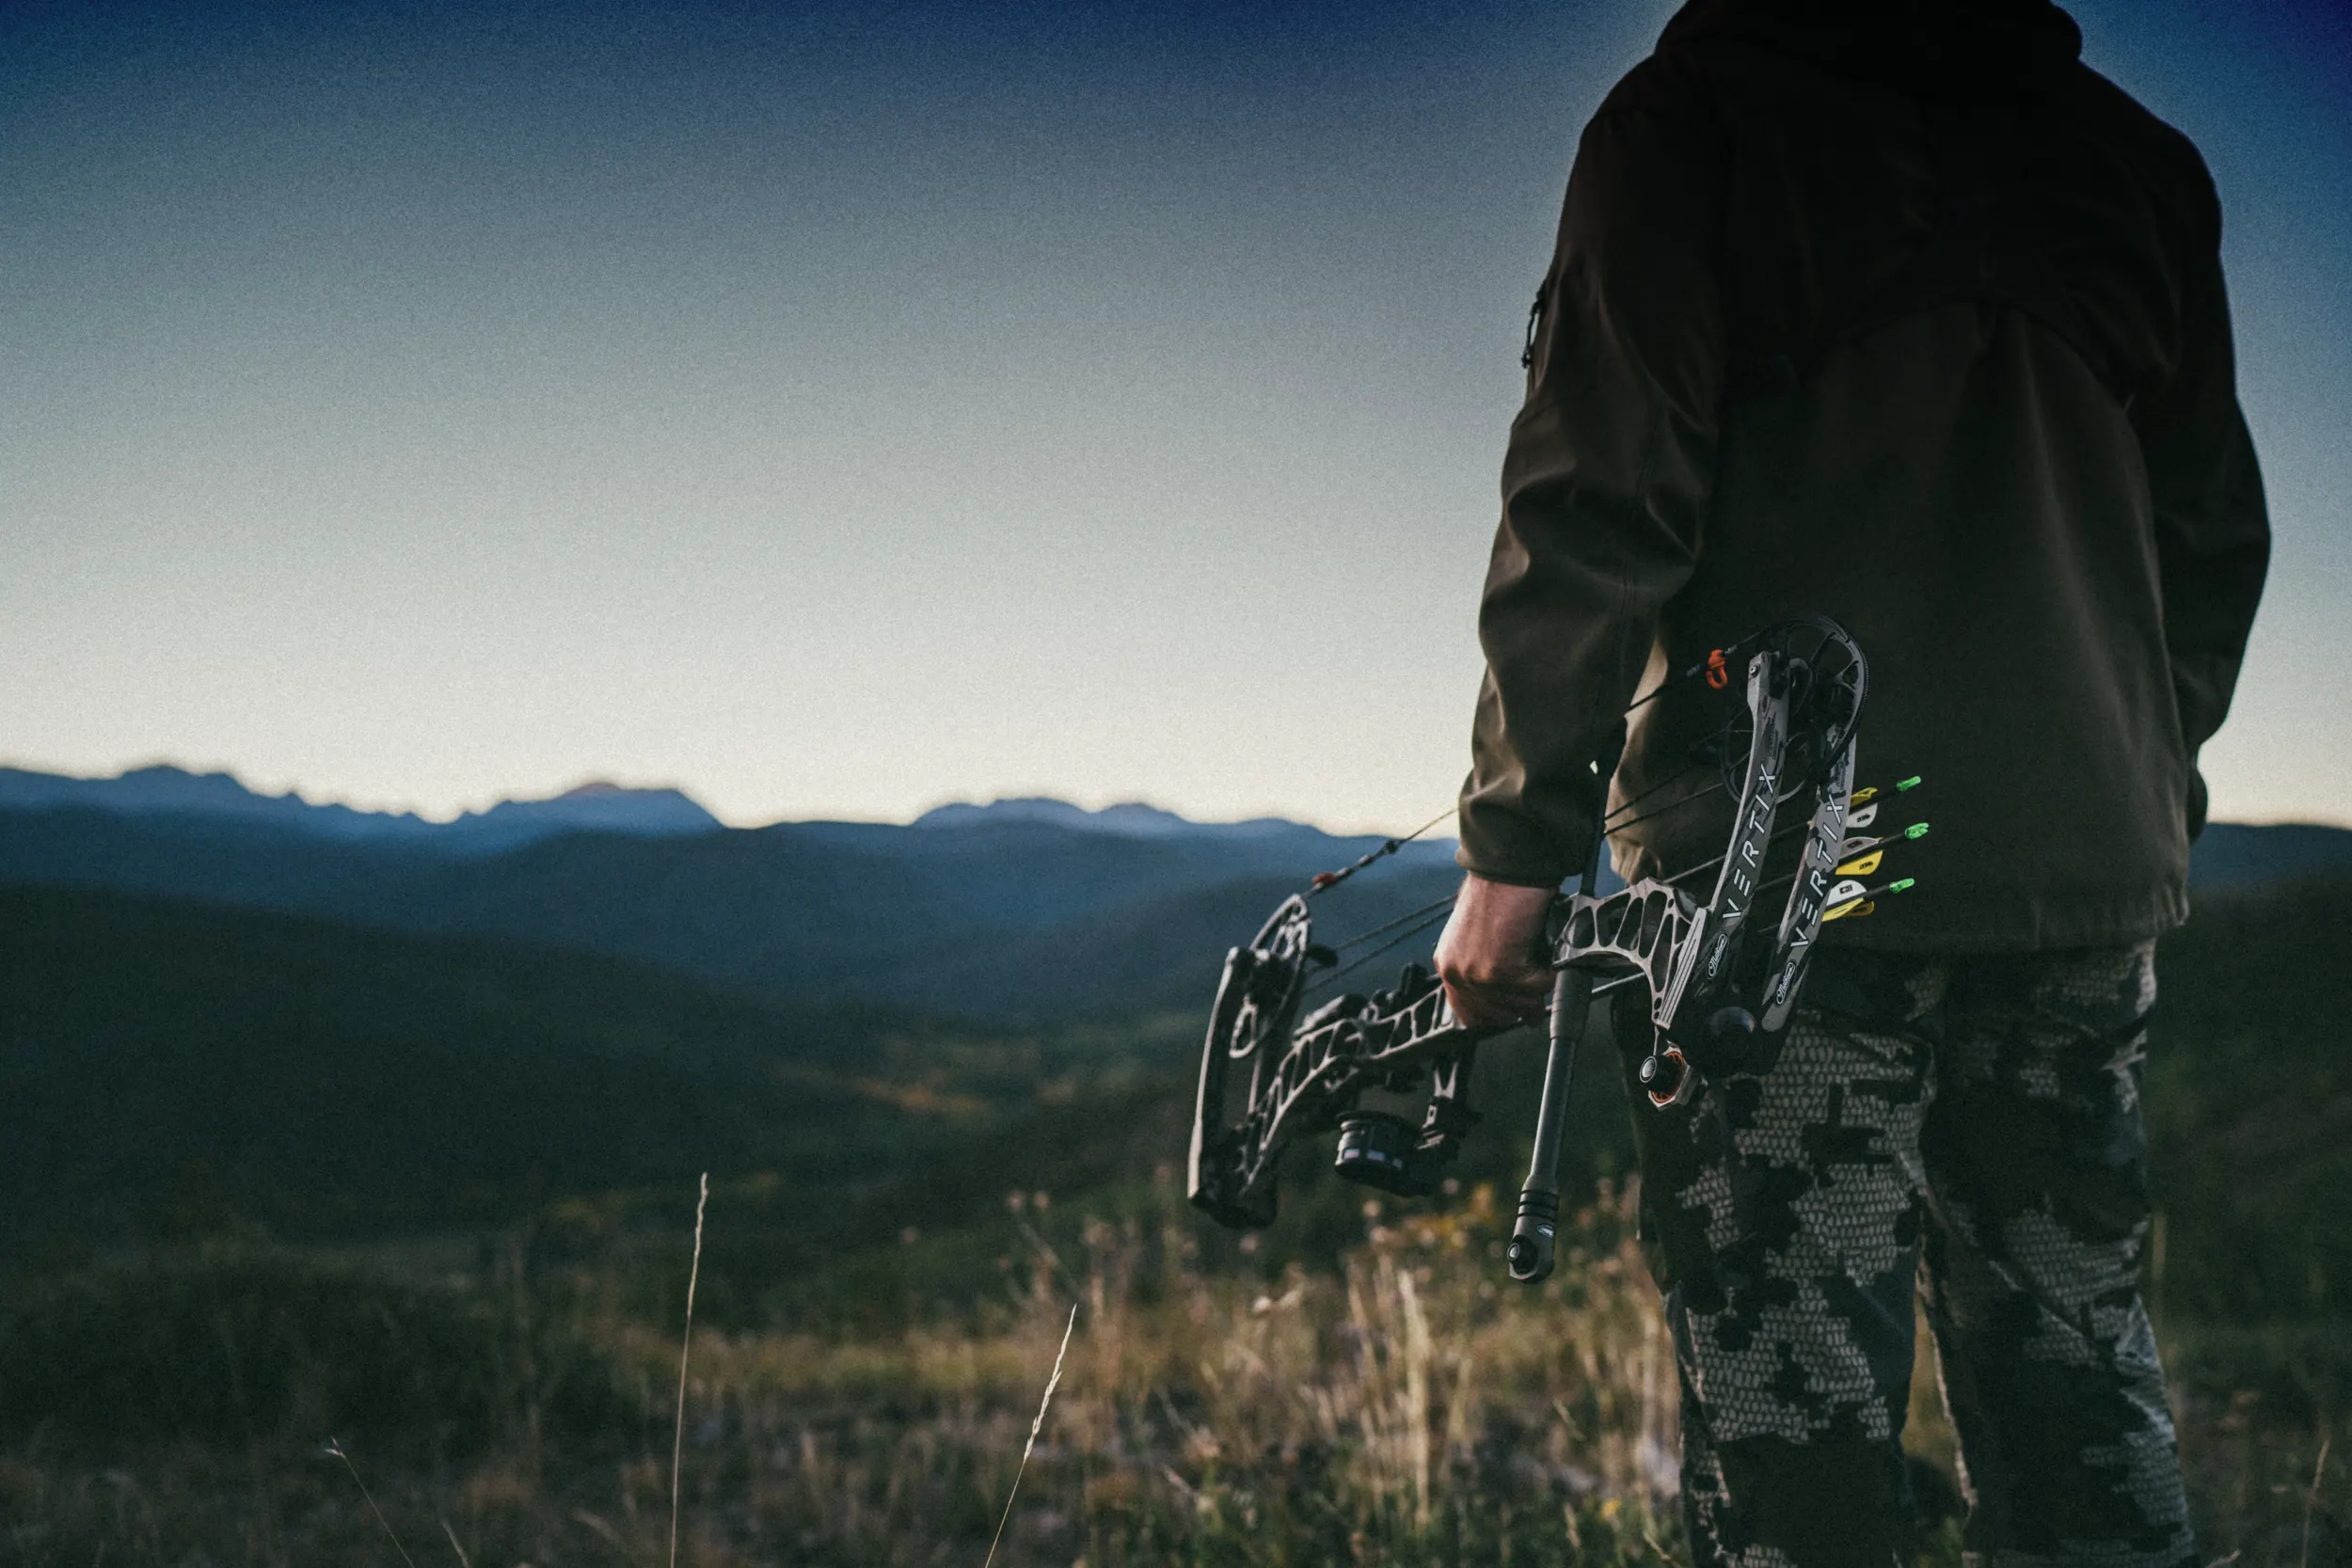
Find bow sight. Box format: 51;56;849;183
1187;616;1923;1282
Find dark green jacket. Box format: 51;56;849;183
1456;0;2269;950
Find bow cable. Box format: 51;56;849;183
1294;624;1853;981
1304;903;1460;1000
1327;893;1460;957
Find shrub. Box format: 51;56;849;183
0;1245;628;1458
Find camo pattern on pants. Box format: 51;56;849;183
1622;942;2194;1568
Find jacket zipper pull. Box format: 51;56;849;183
1521;281;1549;371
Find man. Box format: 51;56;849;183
1432;2;2269;1564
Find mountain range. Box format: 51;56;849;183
0;879;1013;1248
1;762;2346;1020
0;765;720;852
2;761;2348;1316
0;765;1462;1017
7;844;2348;1333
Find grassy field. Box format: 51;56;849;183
4;876;2349;1563
4;1177;2345;1568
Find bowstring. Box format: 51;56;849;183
1295;633;1771;969
1327;894;1461;957
1604;777;1729;839
1295;738;1718;975
1621;632;1760;718
1307;806;1458;895
1263;629;1879;1075
1303;903;1458;1001
1660;805;1822;888
1597;759;1711;829
1293;814;1461;996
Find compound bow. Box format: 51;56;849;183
1186;616;1929;1282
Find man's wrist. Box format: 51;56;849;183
1454;845;1572;891
1454;797;1583;890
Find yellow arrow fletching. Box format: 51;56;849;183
1823;898;1876;922
1835;850;1883;877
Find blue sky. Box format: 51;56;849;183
3;0;2345;828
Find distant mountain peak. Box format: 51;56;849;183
120;763;238;786
471;784;720;836
0;761;355;823
914;797;1198;836
910;796;1311;839
0;763;721;850
552;780;691;803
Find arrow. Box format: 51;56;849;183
1845;774;1923;831
1823;877;1915;922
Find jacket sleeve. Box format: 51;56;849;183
1456;71;1729;886
2137;170;2270;839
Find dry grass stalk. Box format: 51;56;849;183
2301;1433;2331;1568
983;1299;1078;1568
11;1185;2335;1565
1399;1262;1433;1527
323;1438;418;1568
669;1171;709;1568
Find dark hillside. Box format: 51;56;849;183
0;805;1461;1016
5;863;2346;1340
2149;871;2352;1324
0;805;442;907
3;802;2342;1022
0;882;1019;1250
771;868;2352;1334
2187;822;2352;894
905;862;1466;1020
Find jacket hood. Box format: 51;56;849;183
1659;0;2083;87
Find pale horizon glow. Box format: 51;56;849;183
5;0;2347;835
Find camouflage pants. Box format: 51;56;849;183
1625;942;2193;1568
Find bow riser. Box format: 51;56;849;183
1554;880;1698;1009
1759;741;1857;1033
1237;981;1476;1194
1189;955;1485;1227
1693;651;1795;989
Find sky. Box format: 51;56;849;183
4;0;2347;831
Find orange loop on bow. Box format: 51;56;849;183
1705;649;1729;689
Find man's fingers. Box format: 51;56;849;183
1436;960;1549;1004
1439;965;1552;1028
1443;985;1547;1029
1433;871;1560;1027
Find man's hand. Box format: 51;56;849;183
1434;873;1557;1028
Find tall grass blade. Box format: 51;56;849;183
324;1438;419;1568
982;1301;1078;1568
2301;1433;2331;1568
669;1171;709;1568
